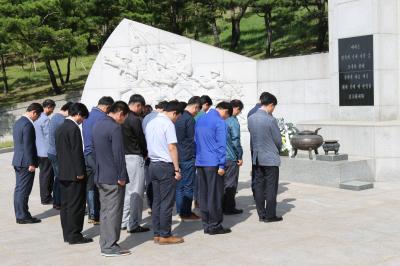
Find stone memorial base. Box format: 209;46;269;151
339;181;374;191
316;154;349;161
280;156;375;188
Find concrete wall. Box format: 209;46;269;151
257;53;331;124
0;91;82;143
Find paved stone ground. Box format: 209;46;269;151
1;152;400;266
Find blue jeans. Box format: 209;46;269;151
176;160;195;217
85;154;100;220
48;153;61;207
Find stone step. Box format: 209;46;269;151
339;180;374;191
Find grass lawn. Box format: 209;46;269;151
0;54;96;109
0;140;13;149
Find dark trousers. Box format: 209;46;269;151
176;159;195;217
85;154;100;220
149;161;176;237
144;159;153;209
223;160;239;212
197;166;224;232
38;157;54;203
98;183;125;253
48;153;61;207
60;180;86;242
13;167;35;220
253;165;279;219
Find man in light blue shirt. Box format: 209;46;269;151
34;99;55;205
223;100;244;215
144;101;185;245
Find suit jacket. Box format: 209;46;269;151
247;109;282;167
93;116;128;185
55;119;86;181
12;116;39;167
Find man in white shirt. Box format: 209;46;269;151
144;100;184;245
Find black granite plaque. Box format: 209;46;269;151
338;35;374;106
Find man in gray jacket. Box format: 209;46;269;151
248;92;283;223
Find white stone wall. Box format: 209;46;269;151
257;53;331;124
81;19;257;114
329;0;400;121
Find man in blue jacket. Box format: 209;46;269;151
223;99;244;215
93;101;131;257
82;96;114;224
12;103;43;224
195;101;232;235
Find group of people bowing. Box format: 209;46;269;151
12;92;282;257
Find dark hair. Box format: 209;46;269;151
26;103;44;114
128;94;145;105
69;103;89;118
97;96;114;106
42;99;56;108
216;101;233;116
200;95;212;106
230;99;244;111
155;100;168;110
61;101;73;112
164;100;184;114
143;104;153;117
109;101;129;116
187;96;202;108
260;92;278;106
179;101;187;111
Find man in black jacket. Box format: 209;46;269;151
93;101;131;257
121;94;149;233
55;103;92;244
12;103;43;224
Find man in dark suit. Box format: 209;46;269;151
93;101;131;256
55;103;92;244
12;103;44;224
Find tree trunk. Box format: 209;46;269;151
211;17;221;47
54;59;65;86
230;18;241;50
45;59;61;95
66;56;71;83
264;6;273;58
1;54;9;94
316;4;328;52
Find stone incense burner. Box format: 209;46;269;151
290;128;324;160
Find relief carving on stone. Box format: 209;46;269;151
103;23;245;105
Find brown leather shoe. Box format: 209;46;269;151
153;237;160;243
180;213;200;222
158;236;184;245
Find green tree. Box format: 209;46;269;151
252;0;277;57
222;0;254;50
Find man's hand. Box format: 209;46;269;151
76;175;85;180
217;168;225;176
28;165;36;172
175;171;182;181
237;160;243;166
118;179;126;187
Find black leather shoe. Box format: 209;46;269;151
264;216;283;223
224;208;243;215
208;227;232;235
69;237;93;245
16;217;41;224
128;226;150;233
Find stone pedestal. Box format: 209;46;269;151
280;156;375;188
316;154;349;161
